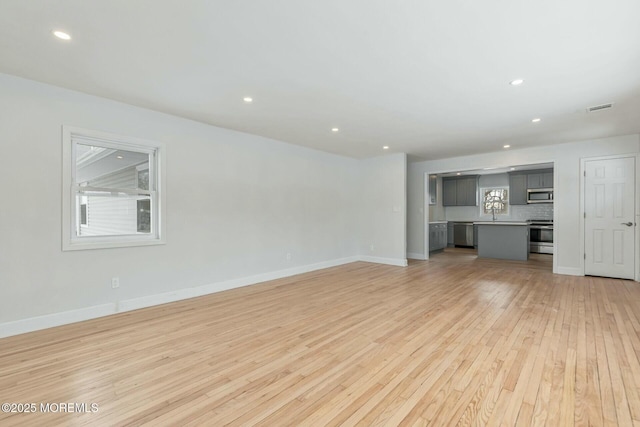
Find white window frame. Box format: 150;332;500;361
62;126;166;251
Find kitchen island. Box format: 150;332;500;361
475;221;529;261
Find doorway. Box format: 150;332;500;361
423;162;555;273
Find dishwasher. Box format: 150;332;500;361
453;222;474;247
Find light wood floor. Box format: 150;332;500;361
2;249;640;426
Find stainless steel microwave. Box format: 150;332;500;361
527;188;553;203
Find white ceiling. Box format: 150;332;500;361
1;0;639;160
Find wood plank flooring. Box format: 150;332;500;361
2;249;640;426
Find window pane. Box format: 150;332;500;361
137;168;149;191
75;144;150;190
76;192;152;236
483;188;508;215
137;199;151;233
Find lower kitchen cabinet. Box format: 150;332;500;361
429;223;447;253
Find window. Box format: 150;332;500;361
62;127;165;250
482;188;508;216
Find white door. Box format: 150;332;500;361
584;157;636;279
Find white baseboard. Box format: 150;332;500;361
407;252;426;260
358;256;408;267
119;256;360;312
0;256;359;339
0;254;415;339
555;266;583;276
0;303;115;339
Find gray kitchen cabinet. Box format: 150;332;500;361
456;178;476;206
442;176;478;206
429;223;447;252
442;179;457;206
429;226;436;252
474;224;478;248
527;169;553;189
476;223;529;261
447;222;454;246
527;173;541;189
509;173;528;205
428;175;437;205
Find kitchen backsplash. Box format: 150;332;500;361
510;204;554;220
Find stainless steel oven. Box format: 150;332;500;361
529;220;553;254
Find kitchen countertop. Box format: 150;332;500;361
474;221;528;226
429;221;448;224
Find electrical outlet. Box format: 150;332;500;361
111;277;120;289
286;253;292;261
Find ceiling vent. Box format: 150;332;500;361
587;103;613;113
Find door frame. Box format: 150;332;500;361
580;153;640;281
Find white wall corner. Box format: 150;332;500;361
407;252;426;260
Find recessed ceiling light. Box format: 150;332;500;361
383;146;389;150
331;128;339;132
510;79;524;86
503;145;511;149
116;155;124;159
456;173;461;176
52;30;71;41
510;167;516;171
531;118;541;123
243;97;253;103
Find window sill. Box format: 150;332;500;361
62;237;166;251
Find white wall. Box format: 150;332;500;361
408;134;640;274
0;73;406;336
359;153;408;266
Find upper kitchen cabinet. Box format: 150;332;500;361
428;175;437;205
509;168;554;205
527;170;553;189
443;178;457;206
509;173;528;205
442;176;478;206
457;177;478;206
